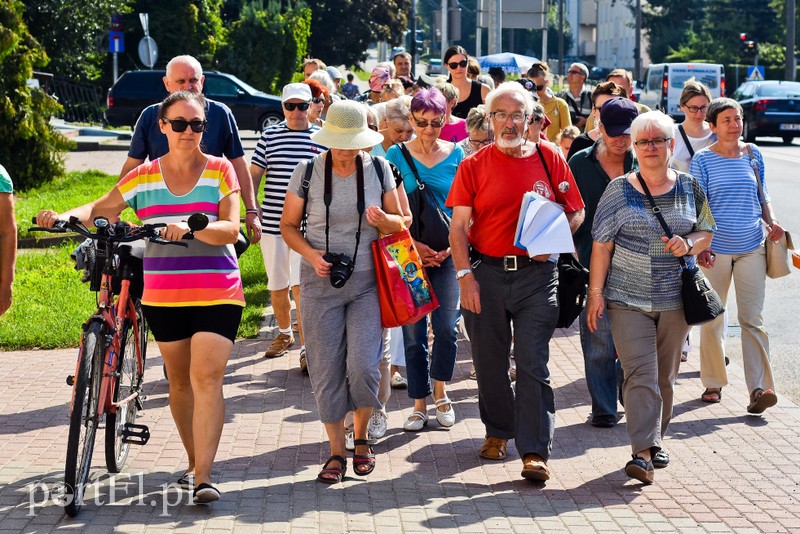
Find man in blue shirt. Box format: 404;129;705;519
118;55;261;241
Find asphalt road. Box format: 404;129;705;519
63;137;800;404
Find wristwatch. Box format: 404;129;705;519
456;268;473;280
685;237;694;254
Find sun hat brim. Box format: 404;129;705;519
311;127;384;150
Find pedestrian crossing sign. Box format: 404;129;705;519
747;66;765;81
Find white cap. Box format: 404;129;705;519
282;83;312;103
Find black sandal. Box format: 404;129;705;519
353;439;376;476
317;455;347;484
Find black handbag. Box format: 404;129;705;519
556;253;589;328
398;143;452;251
637;173;724;326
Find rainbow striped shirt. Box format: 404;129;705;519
117;157;245;308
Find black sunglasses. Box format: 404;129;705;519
283;102;310;111
448;59;468;70
161;118;207;133
311;97;324;104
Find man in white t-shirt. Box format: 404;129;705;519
250;84;327;367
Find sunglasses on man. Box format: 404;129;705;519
284;102;311;111
161;118;207;133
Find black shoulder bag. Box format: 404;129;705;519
398;142;451;251
537;144;589;329
677;124;695;158
636;172;723;325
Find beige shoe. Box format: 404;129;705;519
264;333;294;358
521;454;550;481
479;437;507;460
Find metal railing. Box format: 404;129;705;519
43;73;106;125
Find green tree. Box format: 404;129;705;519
23;0;131;81
218;1;311;93
307;0;410;66
125;0;226;68
0;0;73;190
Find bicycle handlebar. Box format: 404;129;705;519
29;215;197;248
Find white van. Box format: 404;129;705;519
638;63;726;121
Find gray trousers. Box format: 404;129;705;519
462;260;559;460
300;266;383;423
608;303;689;456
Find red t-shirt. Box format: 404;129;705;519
446;143;584;257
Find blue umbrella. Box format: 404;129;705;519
477;53;541;74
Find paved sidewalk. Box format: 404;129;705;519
1;324;799;533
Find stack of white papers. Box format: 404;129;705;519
514;191;575;256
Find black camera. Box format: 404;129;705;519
323;252;355;288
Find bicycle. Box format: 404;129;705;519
30;214;204;516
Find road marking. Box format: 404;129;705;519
760;147;800;164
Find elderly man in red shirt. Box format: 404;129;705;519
448;82;585;482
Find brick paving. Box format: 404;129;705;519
1;323;800;533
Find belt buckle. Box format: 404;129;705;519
503;255;518;272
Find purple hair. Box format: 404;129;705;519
410;87;447;116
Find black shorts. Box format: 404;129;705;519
142;304;243;343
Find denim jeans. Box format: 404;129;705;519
402;257;460;400
578;308;618;420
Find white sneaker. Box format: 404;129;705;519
368;409;388;439
345;431;355;451
391;371;408;389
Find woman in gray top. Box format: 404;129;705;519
281;101;406;483
586;111;715;485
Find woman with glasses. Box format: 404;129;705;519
436;82;469;142
673;81;716;173
386;87;465;432
458;104;492;156
36;91;245;503
445;45;490;120
690;98;785;415
587;111;715;484
303;78;329;127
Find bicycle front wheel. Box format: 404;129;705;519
105;300;146;472
64;321;105;517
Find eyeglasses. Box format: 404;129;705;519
161;118;207;133
684;104;708;114
412;115;445;129
529;116;543;124
447;59;468;70
311;97;324;104
633;137;671;149
283;102;310;111
567;70;584;75
490;111;528;124
468;136;492;147
367;124;378;131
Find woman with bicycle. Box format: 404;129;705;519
36;90;244;504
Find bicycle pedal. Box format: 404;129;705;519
66;375;75;386
121;423;150;445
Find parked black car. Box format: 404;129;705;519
105;70;284;132
733;80;800;145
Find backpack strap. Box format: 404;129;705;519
300;155;316;235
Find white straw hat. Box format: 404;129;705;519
310;101;384;150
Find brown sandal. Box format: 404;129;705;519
479;437;507;460
317;455;346;484
701;387;722;403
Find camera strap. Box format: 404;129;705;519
324;152;366;264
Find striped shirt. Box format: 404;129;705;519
592;172;716;312
689;145;768;255
117;157;245;308
251;122;326;235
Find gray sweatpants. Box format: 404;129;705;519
300;265;383;423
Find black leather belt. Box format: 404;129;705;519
472;252;537;272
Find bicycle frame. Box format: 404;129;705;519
69;253;143;421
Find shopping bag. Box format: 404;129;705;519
372;229;439;328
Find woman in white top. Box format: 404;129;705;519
672;80;716;172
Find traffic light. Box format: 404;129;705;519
739;33;757;57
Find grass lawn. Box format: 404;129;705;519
2;171;268;350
